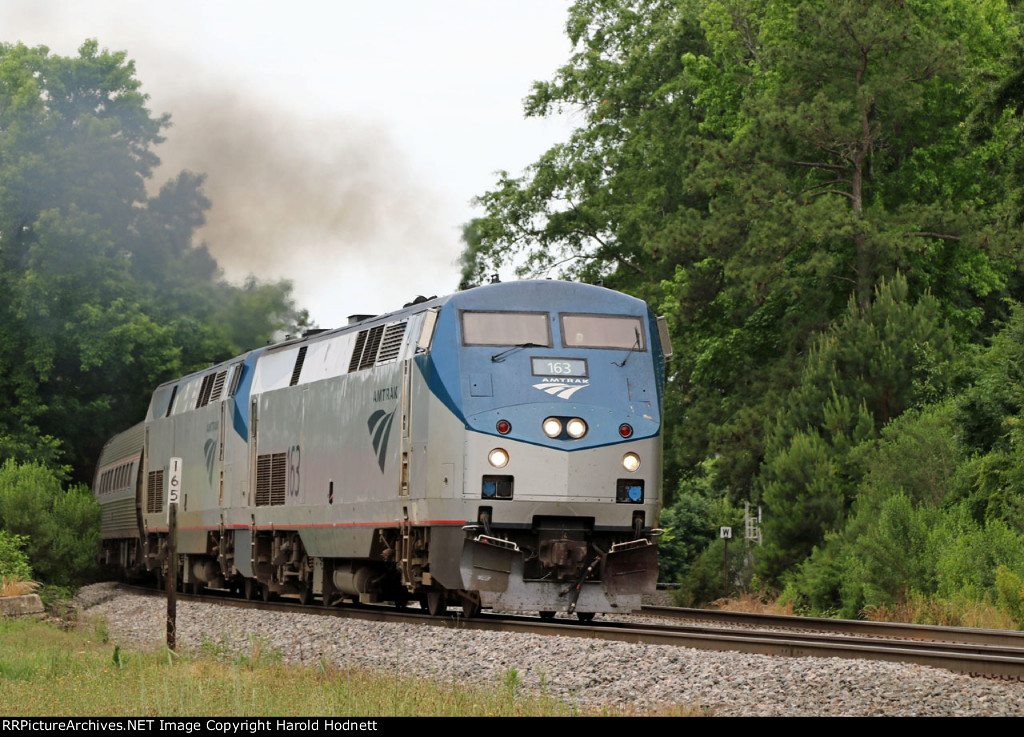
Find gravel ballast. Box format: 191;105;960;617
76;582;1024;716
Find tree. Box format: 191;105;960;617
0;41;305;479
463;0;1019;505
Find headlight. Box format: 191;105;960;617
566;418;587;438
542;418;562;438
488;448;509;468
622;452;640;472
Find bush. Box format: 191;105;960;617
657;493;716;582
672;538;748;607
0;460;100;586
0;530;32;581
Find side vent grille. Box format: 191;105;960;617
348;331;368;372
255;453;287;507
349;322;404;372
289;347;307;387
146;470;164;514
196;374;215;408
196;370;228;407
209;370;227;403
375;322;407;365
359;325;385;370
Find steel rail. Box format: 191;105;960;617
640;605;1024;648
120;584;1024;680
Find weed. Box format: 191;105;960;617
236;634;282;669
709;591;796;616
502;668;521;700
861;593;1018;630
0;658;36;681
0;575;39;597
91;616;110;644
199;633;229;659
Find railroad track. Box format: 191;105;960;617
641;605;1024;648
123;585;1024;680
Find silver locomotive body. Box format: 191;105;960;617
95;280;668;616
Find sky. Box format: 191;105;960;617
1;1;578;328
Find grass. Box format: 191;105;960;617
0;615;707;716
700;589;1022;631
704;591;797;616
861;593;1019;630
0;576;40;597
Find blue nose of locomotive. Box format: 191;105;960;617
422;279;665;448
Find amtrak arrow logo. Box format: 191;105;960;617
532;381;589;400
367;408;397;472
204;438;217;484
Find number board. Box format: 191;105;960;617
530;358;588;378
168;457;182;506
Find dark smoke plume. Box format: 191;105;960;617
0;1;460;325
154;84;455;292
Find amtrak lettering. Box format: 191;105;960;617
532;377;590;400
367;407;397;472
373;386;399;402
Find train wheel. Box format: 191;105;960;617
261;583;273;602
425;591;446;616
539;610;556;621
298;585;312;606
190;580;203;595
244;578;258;601
461;596;481;619
576;611;595;622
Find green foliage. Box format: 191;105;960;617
0;530;32;581
463;1;1021;530
0;41;307;480
0;459;100;586
657;493;716;582
994;566;1024;628
851;494;939;608
672;537;747;607
464;0;1024;618
758;275;959;582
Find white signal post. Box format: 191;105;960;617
720;526;732;599
167;457;182;651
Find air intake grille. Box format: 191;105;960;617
196;370;228;408
289;347;307;386
348;322;405;372
146;470;164;514
359;325;384;370
348;331;368;372
376;322;407;365
196;374;214;408
209;370;227;402
255;453;287;506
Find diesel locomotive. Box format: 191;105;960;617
93;279;670;618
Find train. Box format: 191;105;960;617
93;279;670;618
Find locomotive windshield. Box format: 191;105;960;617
560;314;646;350
461;311;552;347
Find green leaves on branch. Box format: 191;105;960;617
0;41;308;479
0;460;99;587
